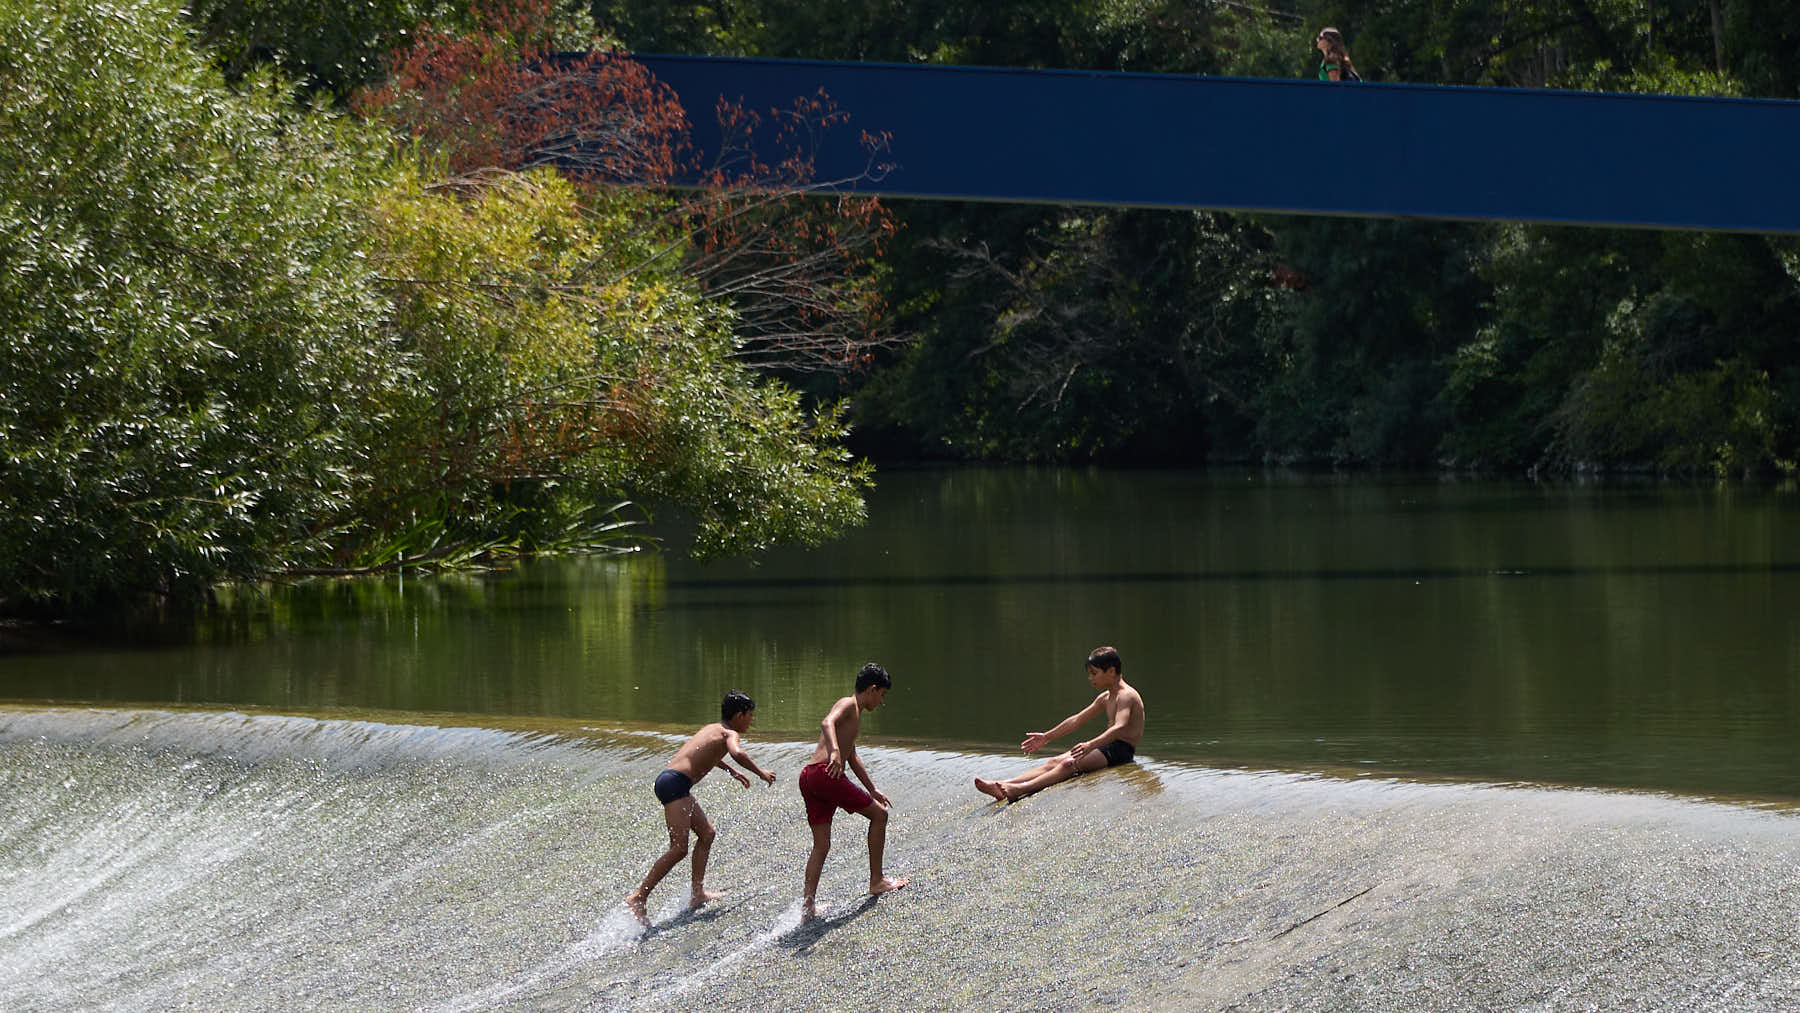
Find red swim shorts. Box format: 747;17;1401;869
799;761;874;825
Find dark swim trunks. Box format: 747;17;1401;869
653;768;693;805
1098;740;1136;767
798;761;874;825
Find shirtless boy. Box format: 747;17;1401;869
799;662;908;918
625;690;775;924
975;645;1145;802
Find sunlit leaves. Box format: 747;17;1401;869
0;0;396;607
348;0;881;556
2;0;888;611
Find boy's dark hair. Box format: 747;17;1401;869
1086;645;1122;674
722;690;755;722
855;662;891;692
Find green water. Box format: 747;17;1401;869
4;468;1799;800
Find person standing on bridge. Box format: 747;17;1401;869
1315;27;1361;82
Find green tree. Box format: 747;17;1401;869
0;0;396;607
1250;218;1491;465
858;206;1270;462
0;0;885;616
357;166;872;560
1452;226;1799;475
352;0;886;555
183;0;474;97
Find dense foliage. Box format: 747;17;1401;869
0;0;394;605
0;0;874;613
7;0;1799;614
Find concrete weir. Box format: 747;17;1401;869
1;708;1796;1010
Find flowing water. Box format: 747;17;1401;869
4;469;1800;1009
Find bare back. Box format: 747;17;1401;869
667;723;734;782
1103;680;1146;747
808;696;861;765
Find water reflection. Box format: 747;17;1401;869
2;469;1797;800
1112;764;1166;798
662;561;1800;589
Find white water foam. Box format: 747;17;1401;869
435;908;648;1012
3;706;1795;1012
653;899;807;1006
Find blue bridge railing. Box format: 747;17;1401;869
630;54;1800;234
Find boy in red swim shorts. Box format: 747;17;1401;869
799;663;908;918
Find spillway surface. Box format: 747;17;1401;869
2;707;1797;1011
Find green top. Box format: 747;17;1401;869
1318;60;1341;81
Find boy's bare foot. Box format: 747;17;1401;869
999;782;1023;802
689;888;724;909
624;891;649;925
802;899;828;921
869;875;908;896
974;778;1007;800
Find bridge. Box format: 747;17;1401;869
631;54;1800;234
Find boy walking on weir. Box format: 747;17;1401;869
800;662;908;918
625;690;776;924
976;645;1145;802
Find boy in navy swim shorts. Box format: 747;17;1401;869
625;691;775;924
974;645;1146;802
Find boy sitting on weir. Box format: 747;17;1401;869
976;645;1145;802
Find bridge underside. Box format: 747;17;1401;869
630;54;1798;234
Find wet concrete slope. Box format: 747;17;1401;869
0;708;1795;1011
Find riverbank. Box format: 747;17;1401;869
2;708;1794;1010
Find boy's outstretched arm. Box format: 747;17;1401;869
724;729;776;785
715;759;751;787
1020;695;1106;753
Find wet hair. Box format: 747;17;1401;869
721;690;755;722
1086;646;1122;675
1316;27;1357;78
855;662;891;693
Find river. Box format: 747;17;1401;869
5;468;1798;801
